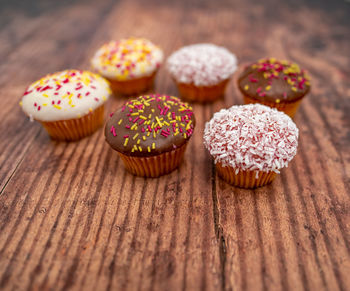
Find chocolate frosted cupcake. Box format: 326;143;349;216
238;58;311;117
105;94;195;177
204;104;299;188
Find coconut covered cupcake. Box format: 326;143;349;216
203;104;299;188
20;69;111;141
105;94;195;177
91;38;163;95
167;44;237;102
238;58;311;117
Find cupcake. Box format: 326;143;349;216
91;38;163;96
238;58;311;118
20;69;111;141
105;94;195;177
203;104;299;188
167;44;237;102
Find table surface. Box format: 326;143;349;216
1;0;349;290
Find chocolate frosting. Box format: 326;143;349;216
105;94;196;157
238;58;311;103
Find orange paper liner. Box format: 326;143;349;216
39;104;105;141
216;163;277;188
117;144;188;177
107;71;157;96
176;79;230;102
243;95;303;118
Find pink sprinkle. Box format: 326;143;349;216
37;106;41;111
129;108;133;113
148;125;152;132
23;90;33;95
125;125;131;129
121;106;126;112
110;126;117;137
256;87;262;93
283;92;287;98
129;117;133;122
52;101;55;105
34;103;37;107
139;119;145;125
62;78;69;83
94;97;99;102
90;85;96;89
133;117;140;123
58;100;61;104
172;112;176;120
86;92;90;96
109;112;114;117
123;135;129;138
141;128;145;133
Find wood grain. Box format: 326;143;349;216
0;0;349;290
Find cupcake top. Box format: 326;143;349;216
203;104;299;174
167;43;237;86
105;94;195;157
20;69;111;122
91;38;163;81
238;58;311;103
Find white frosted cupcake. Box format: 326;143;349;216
91;38;163;95
167;43;238;102
20;69;111;141
203;104;299;188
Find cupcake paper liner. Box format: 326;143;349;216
117;144;188;177
243;95;303;118
107;72;157;96
216;162;277;188
40;104;105;141
176;79;230;102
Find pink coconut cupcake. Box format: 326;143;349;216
203;103;299;188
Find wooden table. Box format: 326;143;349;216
1;0;349;290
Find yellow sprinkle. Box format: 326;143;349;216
291;87;297;92
137;139;141;144
43;103;48;106
155;117;162;127
62;94;68;99
152;142;155;149
148;114;152;118
131;112;139;116
133;145;138;151
139;115;147;120
265;85;271;91
151;109;155;113
276;99;280;103
153;131;156;138
102;96;107;101
131;123;138;130
147;132;151;137
143;136;146;141
174;131;179;136
184;133;187;139
42;93;49;98
147;146;151;152
53;105;62;109
163;121;170;126
19;101;23;106
131;148;135;153
124;138;129;146
244;84;249;91
89;108;93;112
269;57;276;63
71;105;75;107
138;146;142;152
133;133;139;140
180;123;185;127
118;119;123;125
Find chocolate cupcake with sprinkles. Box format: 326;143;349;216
238;58;311;118
105;94;196;177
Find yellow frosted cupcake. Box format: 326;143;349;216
20;69;111;141
91;38;163;96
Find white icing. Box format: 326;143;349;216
21;70;111;122
203;104;299;174
167;43;238;86
91;38;163;81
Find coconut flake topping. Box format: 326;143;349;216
203;104;299;174
167;44;237;86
